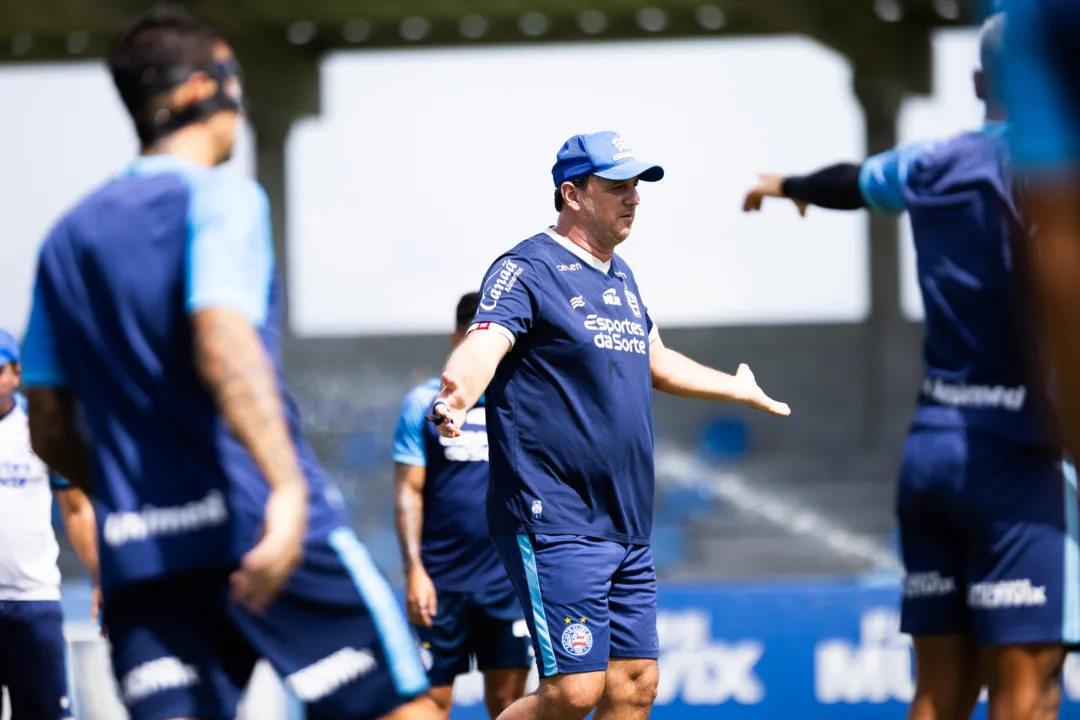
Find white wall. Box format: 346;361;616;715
287;36;867;335
0;31;981;338
0;63;254;336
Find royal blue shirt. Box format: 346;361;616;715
859;125;1050;444
393;379;510;593
470;229;659;546
21;155;353;599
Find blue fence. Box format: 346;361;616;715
59;577;1080;719
444;576;1080;720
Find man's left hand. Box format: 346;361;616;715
732;364;791;416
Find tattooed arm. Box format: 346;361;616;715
394;462;437;626
190;309;308;611
186;176;307;611
394;462;426;575
192;308;307;496
391;385;436;625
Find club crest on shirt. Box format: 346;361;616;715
624;288;642;319
530;500;543;519
561;621;593;657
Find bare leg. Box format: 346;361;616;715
483;667;530;719
907;635;981;720
592;658;658;720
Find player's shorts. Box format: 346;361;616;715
1000;0;1080;169
492;533;659;678
103;527;429;720
415;584;533;686
0;599;73;720
896;425;1080;646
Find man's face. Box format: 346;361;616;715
0;363;20;401
576;176;642;247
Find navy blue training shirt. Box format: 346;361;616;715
21;155;351;597
393;378;510;592
469;229;659;546
859;125;1049;444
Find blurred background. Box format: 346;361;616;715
8;0;1079;718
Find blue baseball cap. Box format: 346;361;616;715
551;131;665;187
0;329;19;367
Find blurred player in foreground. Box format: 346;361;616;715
20;8;433;720
0;329;98;720
744;15;1071;720
431;131;790;720
999;2;1080;465
393;292;532;718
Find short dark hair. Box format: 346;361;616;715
554;175;591;212
456;292;480;333
107;6;226;144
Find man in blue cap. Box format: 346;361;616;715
429;132;789;720
0;328;99;720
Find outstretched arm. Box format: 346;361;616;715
743;141;936;217
743;165;864;215
650;336;790;416
431;330;512;436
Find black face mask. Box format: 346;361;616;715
135;57;245;146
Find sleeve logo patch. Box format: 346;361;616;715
480;259;524;311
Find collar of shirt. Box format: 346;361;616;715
543;227;611;274
124;153;207;178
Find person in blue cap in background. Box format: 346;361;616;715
429;131;789;720
0;328;99;720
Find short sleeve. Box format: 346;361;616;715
858;141;938;216
186;174;274;325
21;268;70;388
468;254;541;349
393;384;437;467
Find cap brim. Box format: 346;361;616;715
595;161;665;182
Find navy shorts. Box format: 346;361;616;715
896;425;1080;646
492;534;659;678
103;528;429;720
415;584;532;687
0;599;73;720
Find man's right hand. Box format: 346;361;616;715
743;173;808;216
432;372;469;438
406;566;438;627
